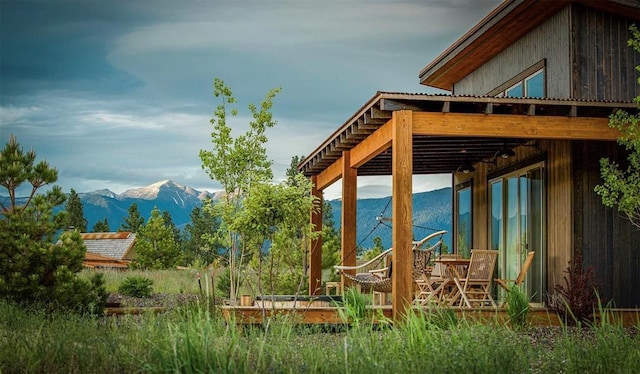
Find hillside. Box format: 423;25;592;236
1;181;452;247
329;187;452;251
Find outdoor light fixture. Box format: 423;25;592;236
456;163;475;174
496;147;516;159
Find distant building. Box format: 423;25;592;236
81;232;136;269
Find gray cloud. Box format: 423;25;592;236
1;0;501;197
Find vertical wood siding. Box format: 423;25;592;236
454;8;571;97
572;5;640;100
574;140;640;307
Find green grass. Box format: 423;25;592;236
1;299;639;373
80;268;207;294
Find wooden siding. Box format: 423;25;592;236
454;7;571;98
573;140;640;308
572;4;640;101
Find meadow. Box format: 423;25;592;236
1;270;639;373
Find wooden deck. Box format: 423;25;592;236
221;305;640;327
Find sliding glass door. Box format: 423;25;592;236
490;163;544;303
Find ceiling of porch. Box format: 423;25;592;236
298;93;637;177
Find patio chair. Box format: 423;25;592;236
335;230;446;294
494;251;535;292
453;249;498;308
414;253;462;306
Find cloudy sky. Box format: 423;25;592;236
1;0;501;199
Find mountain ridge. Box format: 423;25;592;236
2;180;452;249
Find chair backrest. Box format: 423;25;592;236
465;250;498;282
515;251;536;285
431;253;462;277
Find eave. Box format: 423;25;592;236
418;0;640;91
297;92;637;187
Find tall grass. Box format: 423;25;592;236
81;268;204;294
1;299;639;373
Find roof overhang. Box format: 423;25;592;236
297;92;636;186
419;0;640;91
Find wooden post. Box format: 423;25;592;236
341;151;358;288
309;175;323;295
391;110;413;321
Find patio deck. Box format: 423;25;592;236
221;304;640;327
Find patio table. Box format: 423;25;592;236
432;258;470;307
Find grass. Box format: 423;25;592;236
1;299;639;373
80;268;207;294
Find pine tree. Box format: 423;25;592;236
162;210;182;245
120;202;144;232
133;207;182;269
0;135;106;313
65;188;87;232
92;218;110;232
182;203;222;266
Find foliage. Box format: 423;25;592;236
118;275;154;298
0;135;106;314
162;210;182;246
64;188;87;232
119;202;144;232
595;24;640;229
505;286;530;329
238;174;319;295
337;286;372;326
362;236;384;261
547;255;600;326
3;298;640;373
92;217;110;232
133;207;183;269
199;78;281;301
181;203;223;266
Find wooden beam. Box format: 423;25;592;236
309;176;323;296
412;112;620;140
349;120;393;169
316;157;343;190
391;111;414;321
341;151;358;287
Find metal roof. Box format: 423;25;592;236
297;92;637;177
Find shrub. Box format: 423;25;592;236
547;255;600;326
118;276;154;298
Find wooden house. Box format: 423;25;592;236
298;0;640;319
81;232;136;269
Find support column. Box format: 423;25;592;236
309;175;323;295
341;151;358;287
391;110;413;321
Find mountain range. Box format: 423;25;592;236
2;180;452;250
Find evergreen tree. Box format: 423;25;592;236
162;210;182;245
321;200;341;277
64;188;87;232
120;202;144;232
0;135;106;313
182;202;222;266
92;218;110;232
133;207;182;269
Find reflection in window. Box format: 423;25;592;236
525;69;544;98
456;185;472;258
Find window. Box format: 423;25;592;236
488;60;546;98
455;182;472;258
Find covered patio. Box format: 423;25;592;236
297;92;634;321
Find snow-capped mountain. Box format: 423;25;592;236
78;180;217;231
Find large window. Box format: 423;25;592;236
489;60;546;98
456;182;472;258
489;162;545;304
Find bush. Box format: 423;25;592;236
118;276;154;298
547;255;600;326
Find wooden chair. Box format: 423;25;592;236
494;251;535;292
414;253;462;306
453;249;498;308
